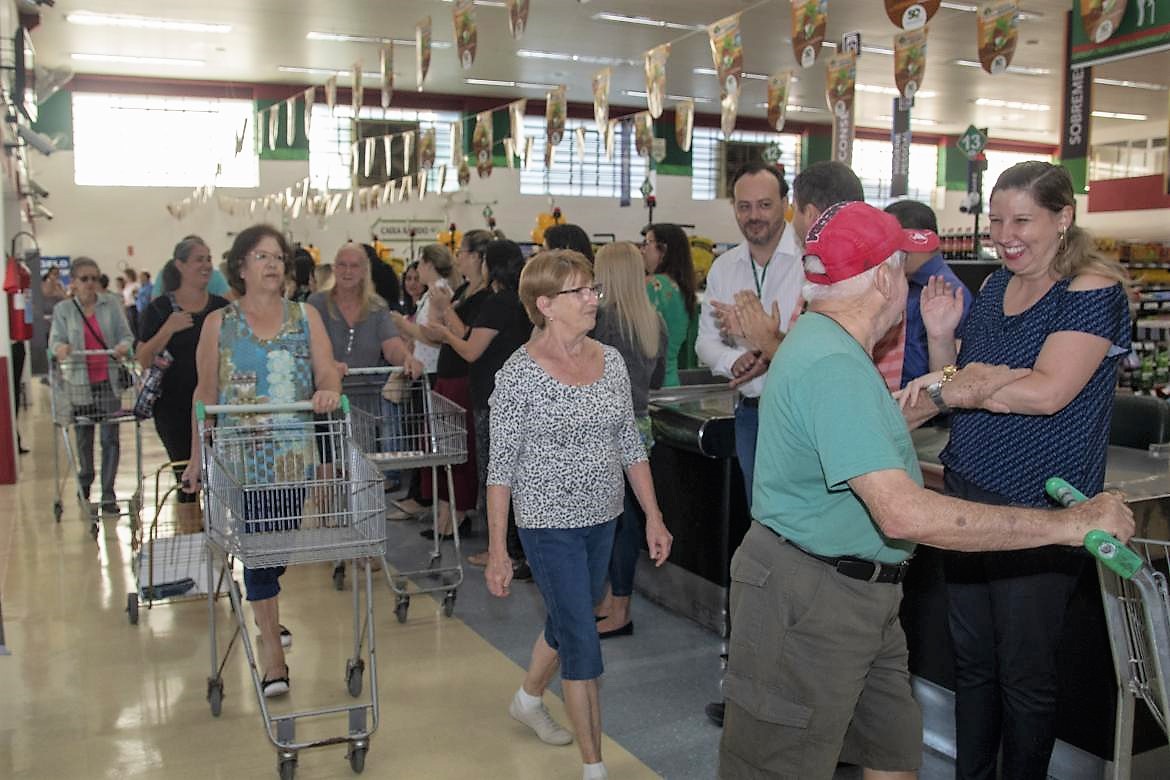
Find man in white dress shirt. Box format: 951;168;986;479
696;162;804;505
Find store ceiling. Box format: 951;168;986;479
25;0;1170;145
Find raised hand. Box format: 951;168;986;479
920;275;966;340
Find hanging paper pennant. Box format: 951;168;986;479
416;17;432;90
474;112;493;178
268;106;278;151
457;160;471;188
509;100;527;158
546;85;566;147
451;121;464;166
791;0;828;69
523;137;535;170
325;76;337;113
380;45;394;108
884;0;940;30
976;1;1019;75
504;137;516;168
301;177;310;202
380;181;393;207
453;0;477;70
1080;0;1127;43
403;131;414;176
364;137;376;178
708;14;743;99
643;44;670;119
382;135;394;176
438;164;449;191
634;113;654;158
507;0;530;39
235;116;248;156
417;169;429;198
352;62;364;114
767;71;793;132
346;190;356;213
592;68;610;137
604;120;616;161
419;128;436;169
544;142;556;170
285;97;297;146
675;99;694;153
351;142;359;176
825;52;857;166
402;175;413;202
574;127;587;163
303;87;314;138
894;28;928;99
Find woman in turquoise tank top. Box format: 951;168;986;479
181;224;341;698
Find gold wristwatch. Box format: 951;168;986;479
926;364;958;414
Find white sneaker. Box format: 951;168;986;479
509;692;573;746
583;763;608;780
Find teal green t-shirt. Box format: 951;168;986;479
753;312;921;564
645;274;693;387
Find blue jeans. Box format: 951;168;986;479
242;488;304;602
609;480;643;597
734;400;760;508
519;519;617;680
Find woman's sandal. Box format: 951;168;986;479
262;665;290;698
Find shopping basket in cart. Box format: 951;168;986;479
48;350;144;537
126;460;228;625
346;366;468;622
1047;477;1170;778
198;399;385;779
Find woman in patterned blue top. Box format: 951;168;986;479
182;224;341;699
918;162;1131;780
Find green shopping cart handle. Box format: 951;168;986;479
1045;477;1143;580
195;397;347;421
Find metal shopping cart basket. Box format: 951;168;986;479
1047;478;1170;779
49;350;144;538
125;461;228;625
198;399;386;779
347;366;467;623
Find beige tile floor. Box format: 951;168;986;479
0;391;661;779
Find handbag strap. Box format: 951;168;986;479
73;298;109;350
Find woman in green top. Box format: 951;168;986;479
641;223;698;386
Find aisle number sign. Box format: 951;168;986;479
957;125;988;159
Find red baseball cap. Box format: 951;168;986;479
802;201;940;285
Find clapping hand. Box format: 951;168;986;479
710;299;744;340
733;290;782;356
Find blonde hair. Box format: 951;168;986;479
327;243;385;320
519;249;593;329
594;242;661;359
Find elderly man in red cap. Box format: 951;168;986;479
717;201;1134;780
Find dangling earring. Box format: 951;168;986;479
1059;228;1068;253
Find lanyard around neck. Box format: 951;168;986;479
750;257;769;298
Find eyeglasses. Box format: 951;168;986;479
248;250;285;264
75;275;99;283
554;284;604;301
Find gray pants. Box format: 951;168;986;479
76;422;120;501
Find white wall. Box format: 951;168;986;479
29;150;1169;276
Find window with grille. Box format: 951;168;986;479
72;93;259;188
309;105;461;193
850;138;939;208
691;129;801;200
518;117;648;198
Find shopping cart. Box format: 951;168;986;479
1046;477;1170;779
48;350;144;538
346;366;467;623
198;399;386;779
126;461;227;625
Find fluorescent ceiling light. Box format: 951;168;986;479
66;10;231;33
753;102;826;113
1093;77;1168;91
279;65;381;79
692;66;775;82
592;12;705;31
436;0;506;6
623;90;712;104
975;97;1050;111
821;41;894;56
466;78;559;90
72;52;204;67
855;83;937;98
1092;110;1149;120
875;114;940;126
941;2;1041;20
517;49;640;67
307;31;452;48
953;59;1051;75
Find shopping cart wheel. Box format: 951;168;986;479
395;596;410;624
54;501;63;522
442;591;456;618
207;678;224;717
332;563;346;592
348;745;367;774
127;593;139;625
278;756;297;780
345;658;364;698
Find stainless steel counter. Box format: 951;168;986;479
648;385;738;459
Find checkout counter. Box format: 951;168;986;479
638;380;1170;770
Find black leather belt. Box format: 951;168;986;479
739;395;760;408
784;538;910;584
